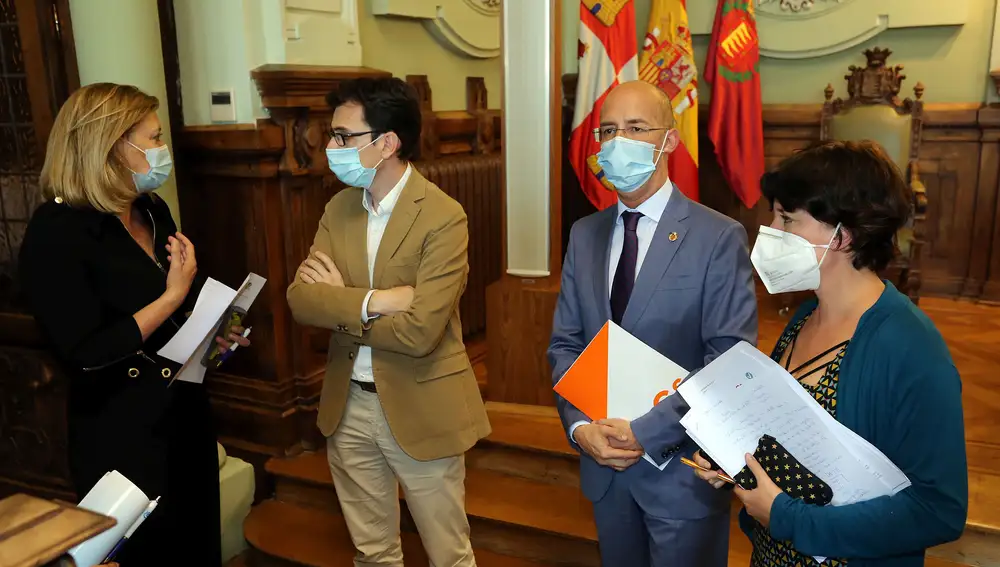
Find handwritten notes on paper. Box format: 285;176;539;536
679;342;909;507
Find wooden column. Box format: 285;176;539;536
485;0;563;406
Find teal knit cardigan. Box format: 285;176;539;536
741;282;968;566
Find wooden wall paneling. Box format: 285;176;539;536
174;123;321;483
974;105;1000;303
1;0;79;501
914;106;981;297
485;277;561;406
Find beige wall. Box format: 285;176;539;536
69;0;181;225
358;3;502;111
174;0;270;126
174;0;502;124
563;0;999;104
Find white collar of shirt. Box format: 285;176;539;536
362;163;412;217
615;177;672;223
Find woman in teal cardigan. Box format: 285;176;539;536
694;140;967;566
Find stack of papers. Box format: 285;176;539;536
157;273;265;384
678;342;910;505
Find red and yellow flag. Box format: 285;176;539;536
568;0;639;211
705;0;764;209
639;0;699;201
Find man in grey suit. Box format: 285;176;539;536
549;80;758;566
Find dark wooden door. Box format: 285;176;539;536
0;0;78;500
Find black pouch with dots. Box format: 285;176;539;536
733;434;834;506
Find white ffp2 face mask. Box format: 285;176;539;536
751;223;842;294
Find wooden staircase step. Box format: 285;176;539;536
468;402;581;487
926;469;1000;566
480;402;575;458
244;499;550;567
266;448;597;565
267;450;597;543
967;469;1000;536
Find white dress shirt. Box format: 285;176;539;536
568;178;672;467
352;164;413;383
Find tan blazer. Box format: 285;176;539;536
287;168;491;461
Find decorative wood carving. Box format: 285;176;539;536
466;77;496;155
406;74;438;161
0;345;73;499
821;48;926;303
0;0;79;500
251;65;393;175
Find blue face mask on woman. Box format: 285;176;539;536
326;135;385;189
127;141;173;193
596;130;670;193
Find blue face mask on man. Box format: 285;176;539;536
326;134;385;189
596;130;670;193
128;141;173;193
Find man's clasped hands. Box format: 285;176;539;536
572;419;644;471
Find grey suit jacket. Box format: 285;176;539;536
548;188;758;504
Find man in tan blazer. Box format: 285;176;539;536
287;77;490;567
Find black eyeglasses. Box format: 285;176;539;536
328;129;380;147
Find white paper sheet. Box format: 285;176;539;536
678;342;910;506
157;278;237;364
160;273;267;384
68;470;152;567
231;273;266;311
596;324;689;470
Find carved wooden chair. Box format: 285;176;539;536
821;47;927;304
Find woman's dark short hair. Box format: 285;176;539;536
326;77;422;161
761;140;913;273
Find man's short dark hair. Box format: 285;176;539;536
326;77;422;161
760;140;913;273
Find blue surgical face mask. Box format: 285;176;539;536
326;135;384;189
128;141;173;193
596;131;670;193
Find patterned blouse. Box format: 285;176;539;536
750;313;850;567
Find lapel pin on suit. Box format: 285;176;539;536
668;231;678;242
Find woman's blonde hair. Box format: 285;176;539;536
40;83;159;214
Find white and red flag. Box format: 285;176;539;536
568;0;639;211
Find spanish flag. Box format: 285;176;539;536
639;0;699;201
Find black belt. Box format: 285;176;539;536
351;379;377;393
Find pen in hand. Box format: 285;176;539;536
102;496;160;563
680;456;736;484
218;326;251;365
